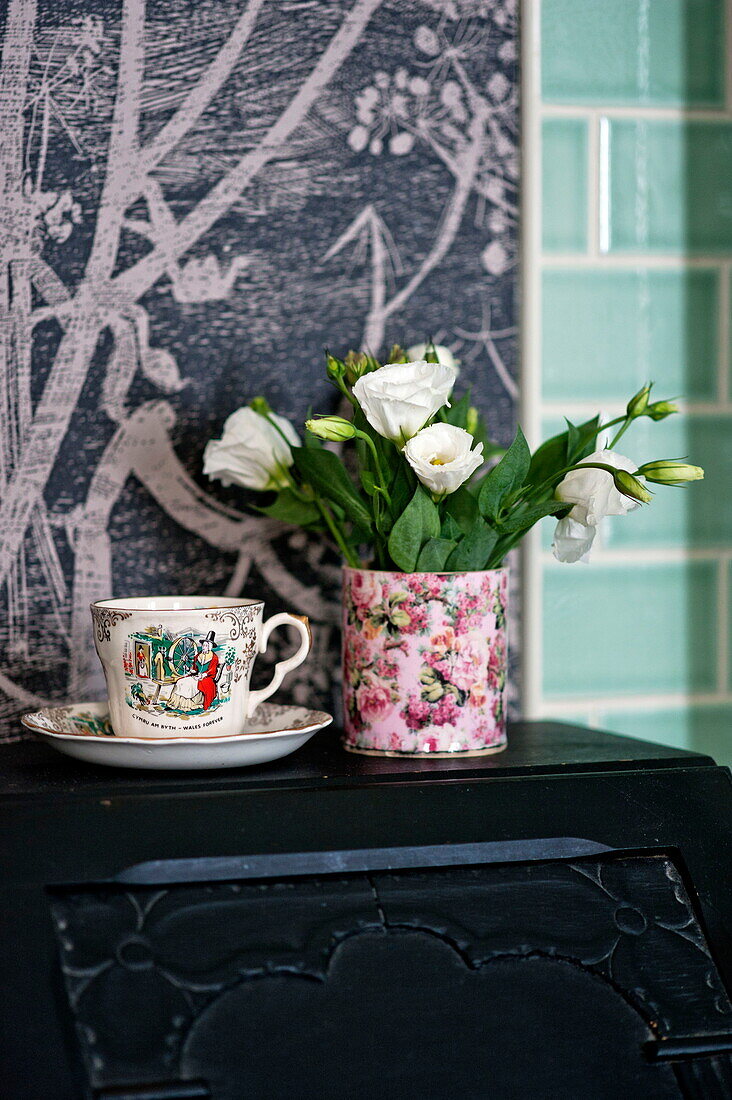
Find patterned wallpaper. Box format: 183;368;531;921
0;0;518;735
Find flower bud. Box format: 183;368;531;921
612;468;653;504
408;343;459;375
385;344;408;364
636;460;704;485
344;350;369;384
626;384;651;418
249;396;271;416
305;416;357;442
325;353;346;382
645;400;679;421
466;406;479;436
423;339;439;364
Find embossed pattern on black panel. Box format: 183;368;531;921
371;857;732;1037
50;855;732;1098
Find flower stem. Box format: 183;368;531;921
608;418;632;449
317;499;359;567
526;459;632;506
263;412;296;450
278;466;315;503
355;430;393;509
333;375;357;407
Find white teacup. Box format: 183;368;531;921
91;596;311;739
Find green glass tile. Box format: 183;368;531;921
542;0;725;106
727;559;732;688
542;561;717;697
607;414;730;548
728;269;732;390
542;268;718;402
608;121;732;253
598;705;732;765
543;119;588;252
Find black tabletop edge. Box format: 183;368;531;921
0;720;718;804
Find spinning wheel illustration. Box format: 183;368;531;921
168;636;198;677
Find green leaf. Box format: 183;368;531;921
441;513;462;541
440;389;471;428
421;489;441;540
569;414;601;463
261;489;321;527
350;524;372;545
528;415;600;486
444;484;479;534
360;470;377;497
446;520;499;571
478;426;531;521
389;460;415;517
499;499;571;533
416;537;458;572
388;485;441;571
292;446;372;532
565;418;580;463
469;410;505;462
374;501;392;537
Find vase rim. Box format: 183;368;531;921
342;565;508;577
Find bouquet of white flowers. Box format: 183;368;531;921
204;343;703;570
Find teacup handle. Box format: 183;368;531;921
246;613;312;717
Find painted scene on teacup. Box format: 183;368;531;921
122;624;249;719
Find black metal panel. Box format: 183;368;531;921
47;854;732;1098
2;723;732;1098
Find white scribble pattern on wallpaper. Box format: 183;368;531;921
0;0;518;735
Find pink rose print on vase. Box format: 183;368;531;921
350;571;384;621
341;567;508;756
355;675;396;724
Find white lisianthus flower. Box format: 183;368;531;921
404;423;484;497
555;449;640;526
552;516;599;564
406;343;460;377
552;449;639;563
353;359;457;444
203;407;299;491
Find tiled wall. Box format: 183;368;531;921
525;0;732;762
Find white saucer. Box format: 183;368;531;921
20;701;333;770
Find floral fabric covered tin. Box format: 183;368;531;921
342;568;508;756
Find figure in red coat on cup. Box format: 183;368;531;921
167;632;219;713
